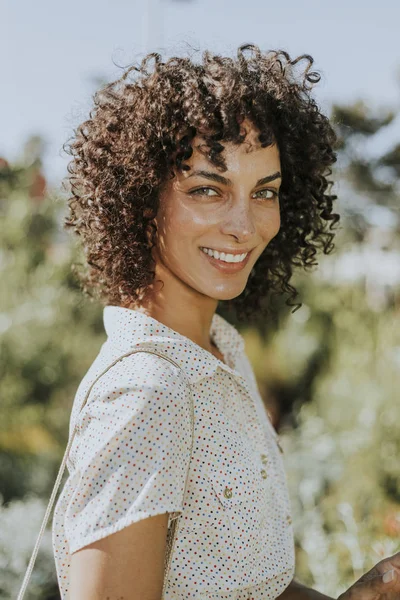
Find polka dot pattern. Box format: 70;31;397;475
52;305;295;598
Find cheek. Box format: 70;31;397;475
156;207;206;257
259;211;281;241
161;205;215;239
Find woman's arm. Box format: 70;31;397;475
277;578;334;600
69;512;170;600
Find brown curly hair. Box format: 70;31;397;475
63;43;340;323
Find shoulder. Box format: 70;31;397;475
72;346;192;440
90;347;190;401
70;347;193;471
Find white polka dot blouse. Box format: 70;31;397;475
52;305;295;599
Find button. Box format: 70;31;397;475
223;486;233;499
260;469;268;479
286;515;292;525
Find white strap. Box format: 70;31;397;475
16;348;193;600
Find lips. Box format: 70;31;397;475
200;247;249;263
199;246;253;273
200;246;253;257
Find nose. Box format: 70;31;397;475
219;200;256;242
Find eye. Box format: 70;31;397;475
189;187;219;197
253;189;279;201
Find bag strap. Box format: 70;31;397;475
16;348;194;600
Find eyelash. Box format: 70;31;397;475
189;186;279;200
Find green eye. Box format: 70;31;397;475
253;189;279;200
189;187;218;196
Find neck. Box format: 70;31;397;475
125;261;219;354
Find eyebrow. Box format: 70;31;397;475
186;169;282;187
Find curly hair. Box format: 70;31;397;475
63;43;340;323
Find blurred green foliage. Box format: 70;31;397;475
1;92;400;598
0;146;105;597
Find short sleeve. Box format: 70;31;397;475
64;352;192;555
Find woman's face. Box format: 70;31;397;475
152;121;281;303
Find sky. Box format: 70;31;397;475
2;0;400;188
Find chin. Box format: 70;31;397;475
209;285;247;302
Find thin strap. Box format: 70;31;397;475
16;348;194;600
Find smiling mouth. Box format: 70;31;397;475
199;246;253;272
199;247;250;263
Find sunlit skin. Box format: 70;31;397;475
127;120;281;360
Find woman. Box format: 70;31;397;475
52;44;400;599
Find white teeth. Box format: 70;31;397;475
201;247;248;263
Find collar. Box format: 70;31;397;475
102;305;246;385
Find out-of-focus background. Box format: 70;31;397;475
1;1;400;597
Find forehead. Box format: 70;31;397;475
182;119;280;174
184;139;281;176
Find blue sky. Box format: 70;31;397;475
2;0;400;188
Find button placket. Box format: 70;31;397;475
260;453;269;473
236;365;286;458
231;378;278;487
219;367;296;569
220;362;282;470
234;379;268;454
224;358;296;585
